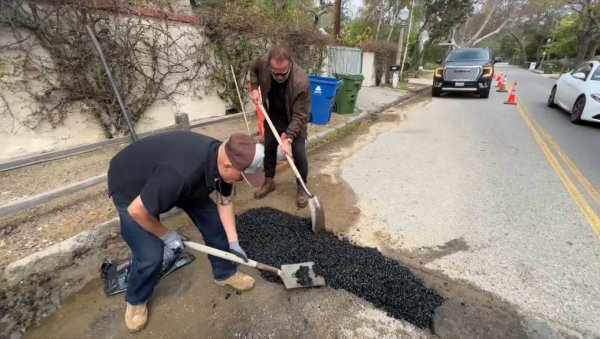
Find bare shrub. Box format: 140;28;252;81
199;1;332;113
0;0;210;138
0;0;331;136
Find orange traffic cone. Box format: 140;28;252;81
497;75;508;92
248;82;265;139
504;82;518;105
495;72;503;84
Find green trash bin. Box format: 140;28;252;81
543;63;556;74
332;73;364;114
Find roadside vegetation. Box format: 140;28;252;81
1;0;596;137
337;0;600;76
0;0;331;137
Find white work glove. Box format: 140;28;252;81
161;246;175;273
229;241;248;263
160;231;186;254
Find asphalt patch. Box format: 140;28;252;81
237;207;444;328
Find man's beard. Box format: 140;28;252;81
273;77;287;84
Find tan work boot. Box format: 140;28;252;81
254;177;276;199
214;271;255;291
125;302;148;333
296;183;309;208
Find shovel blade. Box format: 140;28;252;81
309;196;326;233
280;262;326;289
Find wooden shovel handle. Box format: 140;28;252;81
255;262;281;275
184;241;281;275
184;241;254;266
257;102;313;197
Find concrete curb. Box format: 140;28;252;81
3;208;182;286
4;218;119;286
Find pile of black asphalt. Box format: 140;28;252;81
236;207;444;329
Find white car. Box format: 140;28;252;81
547;60;600;123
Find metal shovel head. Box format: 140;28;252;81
280;262;326;289
309;196;326;233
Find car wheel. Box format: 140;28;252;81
547;86;557;108
570;96;585;123
479;86;491;99
432;86;442;97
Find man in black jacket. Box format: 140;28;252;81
107;131;264;332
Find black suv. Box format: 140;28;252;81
432;48;500;98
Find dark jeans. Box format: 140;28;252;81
263;122;308;183
114;196;236;305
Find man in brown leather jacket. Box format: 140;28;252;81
249;45;311;208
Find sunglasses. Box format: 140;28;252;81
270;67;290;78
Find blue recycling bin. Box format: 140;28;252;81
308;75;342;125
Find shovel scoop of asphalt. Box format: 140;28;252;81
183;241;325;289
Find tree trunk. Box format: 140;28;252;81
584;36;600;60
469;20;510;47
465;1;500;47
386;0;401;41
375;3;384;41
574;2;598;63
413;39;432;71
386;17;396;41
508;30;527;65
576;31;593;63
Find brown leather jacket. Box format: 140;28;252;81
249;54;311;140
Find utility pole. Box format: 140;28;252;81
334;0;341;41
392;6;410;88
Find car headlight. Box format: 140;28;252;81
482;66;493;78
591;93;600;103
435;67;444;78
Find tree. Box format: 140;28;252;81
548;15;579;59
568;0;600;62
303;0;334;27
412;0;473;70
340;18;374;47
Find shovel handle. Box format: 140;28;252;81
183;241;281;275
257;101;313;197
184;241;256;267
255;262;281;275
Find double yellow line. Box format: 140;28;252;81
516;101;600;239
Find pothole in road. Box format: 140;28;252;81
237;207;529;338
238;207;443;328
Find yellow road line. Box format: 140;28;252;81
537;125;600;208
517;90;600;208
516;102;600;239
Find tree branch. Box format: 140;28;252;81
465;1;500;47
470;19;511;47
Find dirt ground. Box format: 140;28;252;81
23;98;533;338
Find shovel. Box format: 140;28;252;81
183;241;325;289
254;99;326;233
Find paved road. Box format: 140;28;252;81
23;69;600;338
342;66;600;336
501;66;600;207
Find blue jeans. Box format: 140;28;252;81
114;196;236;305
